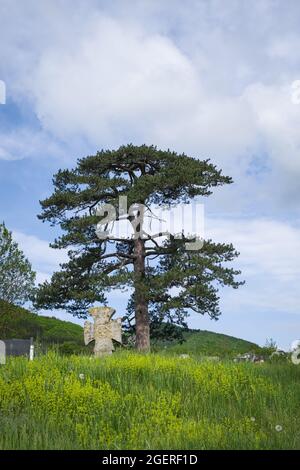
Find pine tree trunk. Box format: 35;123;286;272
133;237;150;352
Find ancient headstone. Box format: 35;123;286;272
84;307;122;357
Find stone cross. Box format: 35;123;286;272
84;307;122;357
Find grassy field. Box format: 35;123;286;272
0;352;299;450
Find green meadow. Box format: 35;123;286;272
0;352;299;450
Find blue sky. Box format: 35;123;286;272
1;0;300;349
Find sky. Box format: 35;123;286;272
0;0;300;349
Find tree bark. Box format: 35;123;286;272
133;237;150;352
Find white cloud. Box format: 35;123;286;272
27;16;199;148
12;231;68;282
0;128;68;161
207;217;300;314
1;0;300;195
2;2;295;207
243;83;300;173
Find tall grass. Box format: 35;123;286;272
0;351;299;449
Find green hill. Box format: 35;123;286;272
0;299;86;354
0;300;262;357
158;329;262;357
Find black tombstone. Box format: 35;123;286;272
3;338;33;357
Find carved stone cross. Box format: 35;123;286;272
84;307;122;357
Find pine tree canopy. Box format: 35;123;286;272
35;144;243;350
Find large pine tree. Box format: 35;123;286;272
35;145;243;351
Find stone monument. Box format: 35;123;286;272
84;307;122;357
